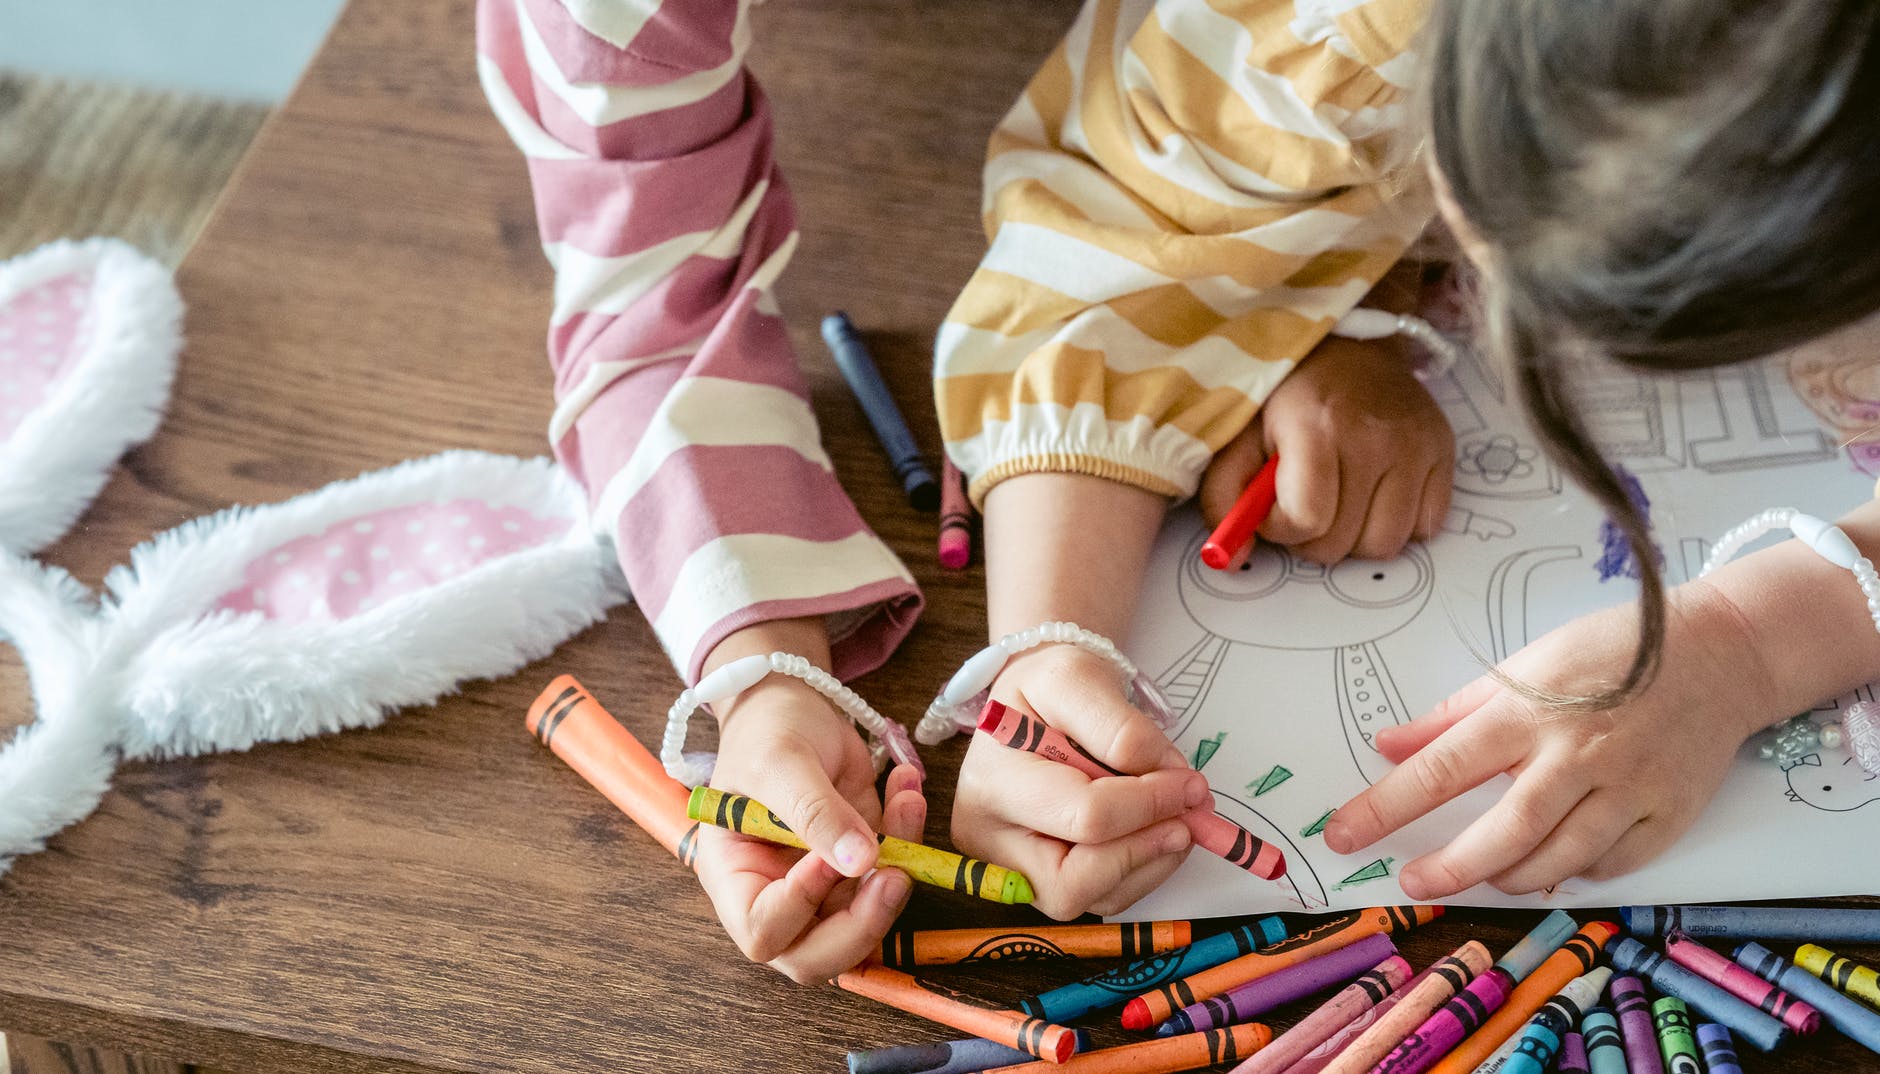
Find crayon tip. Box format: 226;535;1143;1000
938;531;971;569
1154;1017;1183;1038
1121;998;1152;1032
1003;870;1034;905
684;784;709;821
1253;842;1286;880
1199;540;1232;570
1049;1031;1077;1064
977;700;1006;733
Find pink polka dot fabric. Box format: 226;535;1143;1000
0;270;93;442
215;499;570;623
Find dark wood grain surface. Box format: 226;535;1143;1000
0;2;1874;1072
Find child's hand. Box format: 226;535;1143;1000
1201;335;1453;564
1324;581;1777;897
951;644;1207;920
693;675;925;984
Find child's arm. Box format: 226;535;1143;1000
1327;499;1880;898
477;0;922;979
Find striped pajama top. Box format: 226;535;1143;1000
477;0;922;684
936;0;1436;506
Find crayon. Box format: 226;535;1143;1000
1155;933;1398;1036
1796;942;1880;1008
524;676;699;865
1650;997;1701;1074
1495;910;1578;983
849;1033;1097;1074
1663;930;1820;1035
982;1022;1273;1074
1557;1031;1590;1074
1021;917;1289;1023
1476;967;1611;1074
1734;941;1880;1054
1284;982;1413;1074
1317;941;1490;1074
1623;904;1880;945
821;312;939;511
1609;938;1789;1052
1420;921;1618;1074
1577;1009;1627;1074
1119;906;1442;1031
882;921;1191;968
1609;976;1667;1074
1695;1024;1743;1074
1201;454;1281;570
1222;956;1409;1074
978;700;1285;880
687;787;1034;904
1368;961;1514;1074
938;458;972;569
833;965;1079;1064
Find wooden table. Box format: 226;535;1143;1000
0;2;1873;1071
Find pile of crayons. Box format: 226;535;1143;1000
524;678;1880;1072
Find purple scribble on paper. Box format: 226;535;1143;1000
1595;464;1666;582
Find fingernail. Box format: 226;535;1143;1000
1322;820;1349;853
1161;826;1190;854
833;832;875;876
880;869;912;906
1185;774;1211;809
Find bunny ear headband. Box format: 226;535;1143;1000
0;240;628;875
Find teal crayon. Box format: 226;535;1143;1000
1017;916;1289;1023
1496;909;1577;983
1579;1008;1627;1074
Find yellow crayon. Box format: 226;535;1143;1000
686;786;1034;905
1797;944;1880;1008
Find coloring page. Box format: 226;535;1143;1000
1116;344;1880;919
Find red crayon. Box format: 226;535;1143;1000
978;701;1285;881
939;457;973;570
1200;454;1281;570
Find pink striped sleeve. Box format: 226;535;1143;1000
476;0;921;683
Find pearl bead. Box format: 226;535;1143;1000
1822;724;1845;750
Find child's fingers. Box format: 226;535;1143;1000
1412;462;1454;542
1259;425;1339;547
1014;680;1185;775
1485;789;1639;895
1374;675;1503;763
766;868;914;985
1353;467;1422;560
976;746;1207;845
1291;457;1381;565
1325;710;1528;854
698;837;843;964
998;819;1194;921
1582;816;1677;883
1198;424;1268;528
881;784;928;845
731;747;882;879
1395;758;1594;899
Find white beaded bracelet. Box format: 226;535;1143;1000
662;652;922;787
1332;308;1464;383
915;622;1175;746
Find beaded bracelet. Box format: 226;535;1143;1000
915;622;1175;746
661;652;923;786
1702;507;1880;775
1332;308;1464;383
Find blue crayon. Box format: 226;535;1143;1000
820;312;939;511
1499;1019;1562;1074
1018;915;1288;1023
1734;941;1880;1055
847;1031;1093;1074
1609;938;1789;1052
1579;1008;1627;1074
1696;1023;1744;1074
1623;904;1880;945
1497;909;1578;983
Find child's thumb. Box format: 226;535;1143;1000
749;758;880;879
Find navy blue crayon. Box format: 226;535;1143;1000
1609;938;1789;1052
847;1031;1093;1074
1624;904;1880;944
1696;1023;1744;1074
1018;915;1289;1023
1734;941;1880;1055
821;312;939;511
1579;1008;1627;1074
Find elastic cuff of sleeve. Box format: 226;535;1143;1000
967;452;1189;510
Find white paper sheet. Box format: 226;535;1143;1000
1115;347;1880;919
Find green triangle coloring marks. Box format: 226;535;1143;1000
1192;732;1226;771
1301;808;1336;838
1249;765;1292;797
1333;857;1394;890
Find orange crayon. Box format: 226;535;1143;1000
525;675;702;867
1120;906;1443;1031
882;921;1192;967
1423;921;1619;1074
982;1022;1273;1073
834;964;1080;1064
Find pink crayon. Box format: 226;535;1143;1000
978;700;1285;880
1226;957;1409;1074
1158;934;1398;1036
1664;930;1821;1036
1284;982;1415;1074
1317;942;1491;1074
939;458;972;570
1370;964;1517;1074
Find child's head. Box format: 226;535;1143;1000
1423;0;1880;700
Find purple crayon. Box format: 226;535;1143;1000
1664;930;1820;1035
1370;962;1516;1074
1557;1031;1590;1074
1225;956;1409;1074
1695;1023;1743;1074
1610;975;1667;1074
1156;934;1398;1036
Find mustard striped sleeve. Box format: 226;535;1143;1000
935;0;1436;506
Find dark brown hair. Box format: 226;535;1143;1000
1423;0;1880;704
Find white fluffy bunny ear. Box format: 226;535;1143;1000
97;451;629;759
0;239;182;554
